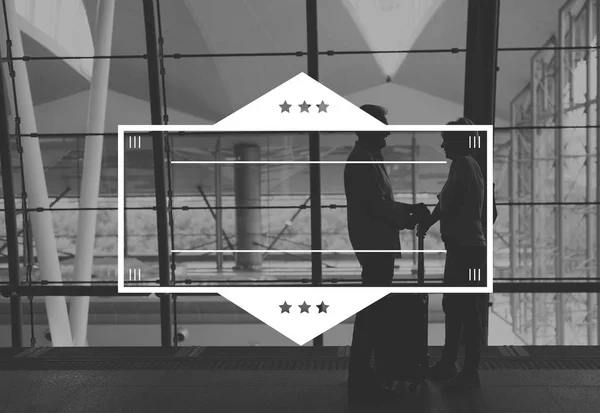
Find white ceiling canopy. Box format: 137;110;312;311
23;0;570;124
17;0;94;77
341;0;445;79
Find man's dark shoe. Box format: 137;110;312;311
426;360;458;381
443;370;481;391
389;380;408;395
348;384;400;405
347;367;379;387
348;368;397;404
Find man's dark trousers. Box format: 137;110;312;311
348;252;395;386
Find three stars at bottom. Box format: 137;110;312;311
279;301;329;314
279;100;329;113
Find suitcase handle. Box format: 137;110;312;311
416;225;429;370
416;226;425;285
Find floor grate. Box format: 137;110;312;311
1;357;600;371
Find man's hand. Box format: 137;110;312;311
396;202;430;231
405;214;417;230
412;203;431;225
402;203;430;232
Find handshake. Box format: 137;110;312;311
407;203;431;231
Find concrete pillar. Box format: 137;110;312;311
70;0;116;347
2;0;72;346
233;143;263;270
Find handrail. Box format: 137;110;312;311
2;281;600;296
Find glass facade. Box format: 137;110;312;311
0;0;598;347
493;0;600;345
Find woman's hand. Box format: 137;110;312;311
417;215;434;238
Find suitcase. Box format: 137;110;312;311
374;229;429;392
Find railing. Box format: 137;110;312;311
2;279;600;297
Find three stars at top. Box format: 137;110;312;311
279;100;328;113
279;301;329;314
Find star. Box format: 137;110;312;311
299;301;311;313
279;101;291;113
317;101;329;113
279;301;291;313
317;301;329;313
299;101;311;113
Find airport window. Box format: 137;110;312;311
0;0;598;351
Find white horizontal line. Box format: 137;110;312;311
171;161;447;164
118;286;493;293
172;250;447;253
121;125;493;132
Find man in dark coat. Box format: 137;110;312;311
345;104;429;403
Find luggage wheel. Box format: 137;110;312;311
408;376;426;392
408;378;424;392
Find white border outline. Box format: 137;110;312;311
171;160;447;164
172;250;447;253
117;125;493;294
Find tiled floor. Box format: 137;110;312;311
2;368;600;413
1;345;600;413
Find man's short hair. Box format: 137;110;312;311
360;104;388;124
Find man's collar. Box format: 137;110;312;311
355;140;382;154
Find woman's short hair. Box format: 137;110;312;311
442;117;476;146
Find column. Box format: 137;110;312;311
508;103;517;279
2;0;72;346
530;65;538;344
69;0;116;347
306;0;322;288
306;0;323;346
463;0;500;347
215;138;224;270
0;50;21;347
585;0;597;345
596;0;600;345
142;0;171;347
555;6;566;345
233;143;263;270
411;134;418;267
